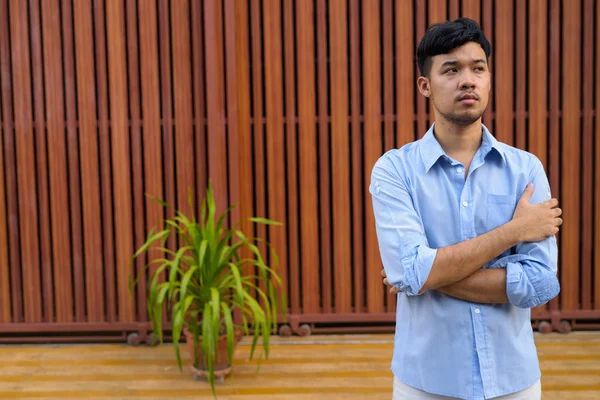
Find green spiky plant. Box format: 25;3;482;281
129;183;286;396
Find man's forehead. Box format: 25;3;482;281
431;43;487;65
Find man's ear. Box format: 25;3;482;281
417;76;431;98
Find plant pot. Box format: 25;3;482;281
183;327;243;381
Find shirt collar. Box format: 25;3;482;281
419;123;507;172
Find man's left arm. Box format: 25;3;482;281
436;158;560;307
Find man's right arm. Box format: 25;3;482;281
370;158;561;296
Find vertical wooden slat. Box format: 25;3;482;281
596;0;600;310
191;1;208;206
316;0;331;313
560;0;581;312
158;1;176;306
204;0;228;215
62;0;85;322
41;0;73;323
514;0;526;150
29;0;53;322
528;0;547;167
481;0;493;128
10;0;42;323
363;0;384;314
382;0;394;151
94;0;116;322
528;0;549;319
415;0;427;136
283;0;300;315
263;0;288;307
106;0;135;322
0;7;10;321
249;0;267;303
547;0;561;317
0;0;21;322
349;0;364;312
428;0;446;23
461;0;480;21
139;0;164;322
448;0;459;20
382;0;394;312
171;0;195;215
224;0;241;229
191;0;207;204
74;0;105;323
579;0;594;310
494;0;513;145
126;0;145;321
391;0;414;316
330;0;351;314
396;0;414;148
297;0;320;314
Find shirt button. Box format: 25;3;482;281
462;201;468;207
475;308;480;314
457;167;463;173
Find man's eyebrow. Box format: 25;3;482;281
439;58;486;69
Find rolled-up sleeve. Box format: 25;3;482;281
369;156;437;296
501;158;560;308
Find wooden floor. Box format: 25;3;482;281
0;332;599;399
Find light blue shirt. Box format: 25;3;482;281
369;124;560;400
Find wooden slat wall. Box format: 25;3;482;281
0;0;599;337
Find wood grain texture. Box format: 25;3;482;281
28;0;53;323
363;0;383;313
74;0;104;322
138;0;163;323
296;0;320;313
10;0;42;323
106;0;134;322
0;333;598;399
560;0;581;311
41;0;73;323
330;0;352;314
94;0;117;323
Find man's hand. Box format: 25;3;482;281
510;184;562;242
381;268;400;294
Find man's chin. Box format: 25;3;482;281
443;112;484;126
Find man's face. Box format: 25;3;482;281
418;42;491;126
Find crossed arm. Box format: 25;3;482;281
371;157;561;308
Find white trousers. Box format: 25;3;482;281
393;376;542;400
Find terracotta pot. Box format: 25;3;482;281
183;327;243;373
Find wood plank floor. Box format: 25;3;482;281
0;332;599;399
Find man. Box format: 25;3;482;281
370;18;562;400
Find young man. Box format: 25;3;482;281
370;18;562;400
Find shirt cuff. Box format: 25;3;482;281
402;245;437;296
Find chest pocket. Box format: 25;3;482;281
486;194;516;231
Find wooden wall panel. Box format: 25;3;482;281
0;0;598;338
74;0;104;323
296;0;320;315
561;1;581;312
10;0;42;323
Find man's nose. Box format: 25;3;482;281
460;72;476;90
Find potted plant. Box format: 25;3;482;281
129;183;286;396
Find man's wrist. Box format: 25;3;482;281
501;219;523;246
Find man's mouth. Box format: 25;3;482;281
459;93;478;104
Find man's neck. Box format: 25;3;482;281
432;119;483;156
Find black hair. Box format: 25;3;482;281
416;18;491;77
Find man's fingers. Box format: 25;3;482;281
383;278;389;286
380;269;386;277
389;287;400;294
553;207;562;216
556;218;563;226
